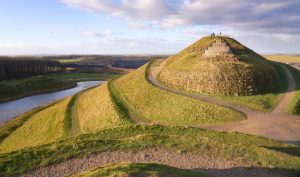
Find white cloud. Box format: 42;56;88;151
63;0;300;34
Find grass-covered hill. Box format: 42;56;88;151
0;61;299;176
1;43;300;176
159;36;281;96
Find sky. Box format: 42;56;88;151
0;0;299;55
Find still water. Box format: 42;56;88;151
0;81;104;123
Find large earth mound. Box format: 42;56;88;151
158;36;281;96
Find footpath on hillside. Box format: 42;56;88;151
148;60;300;145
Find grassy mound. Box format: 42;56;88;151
114;64;245;126
72;83;131;134
0;98;71;153
72;163;209;177
159;36;281;96
0;125;299;176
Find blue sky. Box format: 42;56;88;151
0;0;299;55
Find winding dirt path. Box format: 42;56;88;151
148;60;300;144
21;149;285;177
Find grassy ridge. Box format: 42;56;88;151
0;97;71;153
72;163;210;177
74;82;132;134
215;62;288;112
64;94;80;137
0;101;61;144
0;125;299;176
114;63;245;126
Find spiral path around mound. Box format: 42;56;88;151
148;60;300;145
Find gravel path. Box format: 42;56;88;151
148;60;300;144
20;149;286;177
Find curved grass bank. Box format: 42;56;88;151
72;83;132;134
72;163;210;177
114;63;245;126
0;97;71;153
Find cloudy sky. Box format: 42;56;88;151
0;0;299;55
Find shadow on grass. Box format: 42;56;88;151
262;146;300;157
194;166;300;177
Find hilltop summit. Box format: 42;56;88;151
158;36;281;96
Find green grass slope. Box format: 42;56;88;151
0;125;299;176
72;83;132;134
0;98;71;153
114;63;245;126
159;36;281;96
72;163;209;177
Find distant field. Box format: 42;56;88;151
0;73;118;102
48;72;119;82
58;59;82;63
264;55;300;63
0;73;118;86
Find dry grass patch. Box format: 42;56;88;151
0;98;71;153
265;55;300;63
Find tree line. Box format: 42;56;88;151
0;57;64;80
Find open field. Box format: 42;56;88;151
47;72;119;82
59;59;82;63
0;125;299;176
114;63;245;126
72;163;209;177
265;55;300;63
0;76;75;102
0;73;119;86
0;97;71;153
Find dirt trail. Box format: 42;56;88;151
148;61;300;144
21;149;285;177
